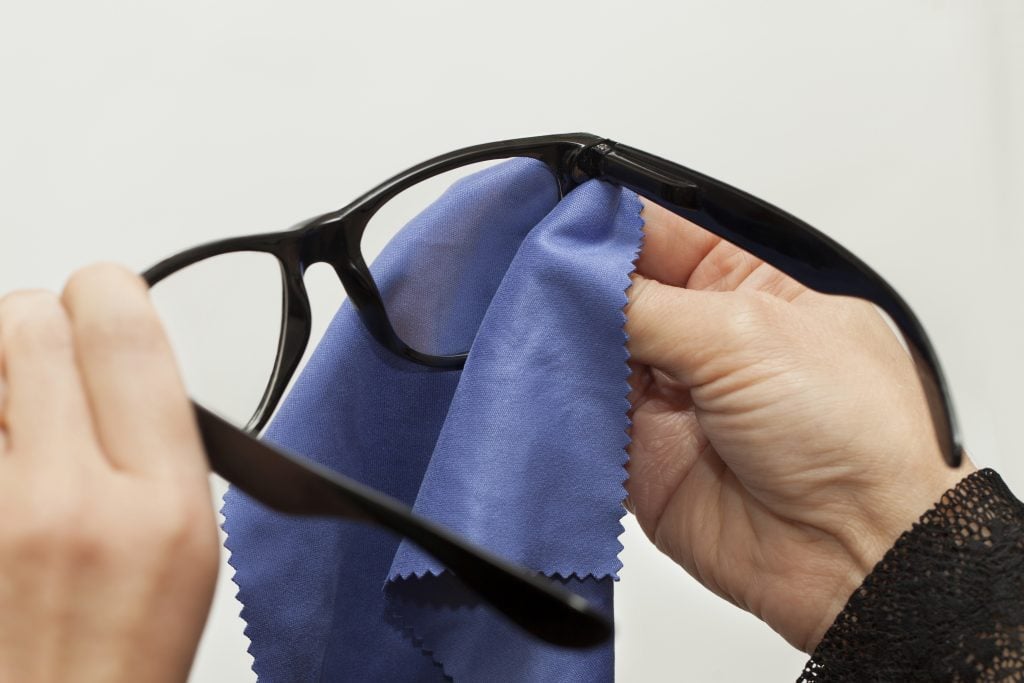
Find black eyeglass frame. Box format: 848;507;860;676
145;132;963;470
140;132;964;651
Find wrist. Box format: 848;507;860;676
801;468;1024;680
807;456;978;652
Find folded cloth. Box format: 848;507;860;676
222;158;644;681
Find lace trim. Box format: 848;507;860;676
799;468;1024;682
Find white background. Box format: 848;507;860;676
1;1;1022;680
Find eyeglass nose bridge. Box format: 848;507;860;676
291;210;468;370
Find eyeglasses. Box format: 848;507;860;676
143;132;964;646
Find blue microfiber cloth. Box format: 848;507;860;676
222;158;644;681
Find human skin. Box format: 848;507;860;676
0;265;219;682
624;198;976;653
0;204;977;678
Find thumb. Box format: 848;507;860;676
624;275;787;387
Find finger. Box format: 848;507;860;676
0;375;8;454
0;344;6;453
737;261;810;301
626;359;648;408
61;263;206;479
625;274;785;387
634;198;721;287
688;241;810;302
0;290;101;461
636;198;809;301
687;239;766;291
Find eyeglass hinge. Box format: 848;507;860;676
573;140;701;210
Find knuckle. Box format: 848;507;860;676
146;497;192;543
64;521;117;567
2;486;101;564
0;290;73;355
140;488;214;548
0;472;216;574
142;491;219;572
700;292;797;383
725;290;784;339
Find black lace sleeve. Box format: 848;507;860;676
799;468;1024;682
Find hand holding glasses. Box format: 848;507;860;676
143;133;963;647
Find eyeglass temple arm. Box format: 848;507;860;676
192;402;612;648
579;141;962;468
